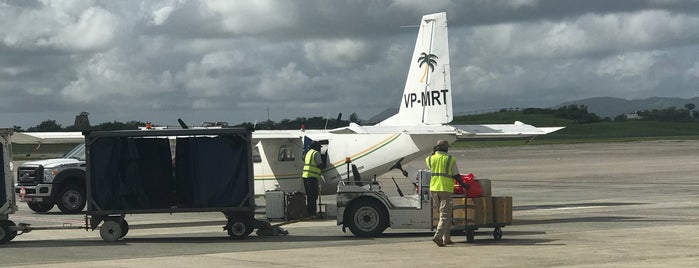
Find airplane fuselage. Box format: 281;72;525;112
252;129;455;195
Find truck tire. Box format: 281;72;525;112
56;184;86;214
346;199;388;237
28;201;54;213
1;220;18;244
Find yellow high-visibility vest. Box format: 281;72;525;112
302;149;322;178
426;151;456;192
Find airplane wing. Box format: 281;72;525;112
252;130;305;141
452;121;564;138
12;132;84;144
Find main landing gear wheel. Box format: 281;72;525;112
346;199;388;237
0;220;18;244
493;227;503;240
100;220;123;242
27;201;54;213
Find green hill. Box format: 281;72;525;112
452;109;699;147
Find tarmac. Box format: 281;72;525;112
2;140;699;267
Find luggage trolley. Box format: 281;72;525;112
432;195;512;243
84;128;264;242
449;194;511;242
1;128;18;244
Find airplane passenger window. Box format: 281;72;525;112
278;146;295;162
252;146;262;163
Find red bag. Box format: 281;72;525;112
453;184;466;195
454;173;482;197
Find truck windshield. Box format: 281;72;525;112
64;143;86;161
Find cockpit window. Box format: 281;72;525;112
278;145;295;162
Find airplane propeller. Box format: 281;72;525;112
389;157;409;177
177;118;189;129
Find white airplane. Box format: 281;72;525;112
12;12;562;196
250;12;562;194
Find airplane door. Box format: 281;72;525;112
302;137;329;168
319;140;329;168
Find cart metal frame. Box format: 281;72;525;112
450;194;508;242
84;128;260;241
432;194;509;243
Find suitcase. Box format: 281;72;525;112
286;192;309;220
265;190;286;220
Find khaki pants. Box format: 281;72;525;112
431;191;453;242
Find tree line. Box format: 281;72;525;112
12;112;362;132
519;103;698;123
12;120;148;132
13;104;698;133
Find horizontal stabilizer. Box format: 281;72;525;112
452;121;564;138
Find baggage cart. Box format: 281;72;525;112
1;128;18;244
84;128;263;242
437;195;510;243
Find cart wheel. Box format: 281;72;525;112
450;229;466;236
227;220;253;239
466;230;475;243
0;220;18;244
493;227;503;240
119;219;129;239
100;220;123;242
27;201;54;213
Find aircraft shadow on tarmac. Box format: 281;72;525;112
511;201;676;225
513;216;671;226
514;202;648;211
380;231;559;246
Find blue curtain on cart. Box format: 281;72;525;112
89;137;174;210
90;135;250;211
175;136;250;208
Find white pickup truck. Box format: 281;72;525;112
15;143;86;214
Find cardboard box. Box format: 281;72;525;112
450;197;493;226
476;179;491;197
492;196;513;224
432;197;463;226
466;197;493;226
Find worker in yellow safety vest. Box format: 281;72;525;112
302;141;324;216
426;139;465;247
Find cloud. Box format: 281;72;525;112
255;62;320;100
177;50;246;98
0;1;118;51
3;1;699;128
464;10;699;61
60;51;176;105
304;39;372;68
596;52;660;80
688;62;699;78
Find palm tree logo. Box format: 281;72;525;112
418;52;438;83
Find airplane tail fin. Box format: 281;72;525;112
378;12;452;126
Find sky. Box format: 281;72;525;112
2;0;699;128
